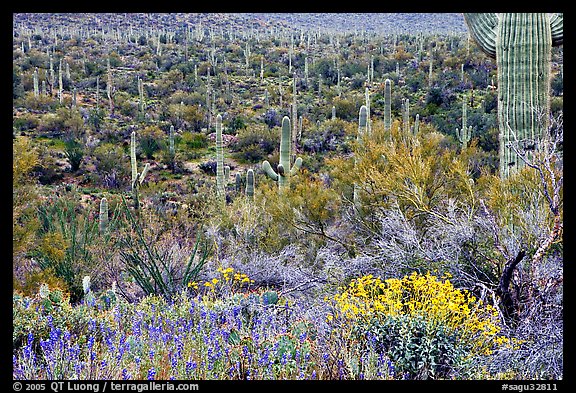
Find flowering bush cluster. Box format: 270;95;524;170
326;272;508;379
14;271;520;380
13;268;320;380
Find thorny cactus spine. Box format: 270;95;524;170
463;13;563;178
262;116;302;189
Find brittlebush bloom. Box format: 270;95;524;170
329;272;506;358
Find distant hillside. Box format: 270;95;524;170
13;13;468;35
241;13;469;34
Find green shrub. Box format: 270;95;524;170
181;131;208;149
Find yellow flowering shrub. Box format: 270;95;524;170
327;272;511;379
190;266;254;297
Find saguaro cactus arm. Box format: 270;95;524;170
463;13;498;58
262;160;279;181
550;13;563;45
289;157;303;176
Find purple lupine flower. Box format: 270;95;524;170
122;368;130;380
147;367;156;380
387;359;395;377
185;360;197;376
258;348;269;367
337;359;344;379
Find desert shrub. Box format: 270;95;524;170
138;125;165;159
13;112;40;132
13;136;41;286
230;124;278;163
92;142;130;188
301;119;352;154
325;272;512;379
29;195;100;302
63;138;84;172
180;131;208;150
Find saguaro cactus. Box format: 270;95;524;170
463;13;563;178
33;68;39;97
353;105;368;208
402;98;410;135
383;79;392;132
456;95;472;148
215;114;229;202
99;197;109;235
365;87;371;135
456;126;472;149
262;116;302;189
245;169;255;201
412;114;420;136
138;76;145;114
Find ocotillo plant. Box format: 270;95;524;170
353;105;368;208
384;79;392;132
131;131;150;211
463;13;563;178
262;116;303;190
99;197;108;235
245;168;255;201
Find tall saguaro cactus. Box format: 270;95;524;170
383;79;392;132
245;169;255;201
457;95;472;148
215;114;229;203
262;116;303;189
353;105;368;208
99;197;109;235
463;13;563;178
